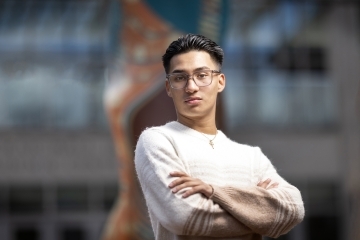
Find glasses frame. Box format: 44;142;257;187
166;69;221;89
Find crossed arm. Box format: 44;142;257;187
168;172;299;238
135;129;304;238
169;171;279;198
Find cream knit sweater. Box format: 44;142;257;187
135;121;304;240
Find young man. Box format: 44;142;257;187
134;34;304;240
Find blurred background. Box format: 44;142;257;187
0;0;359;240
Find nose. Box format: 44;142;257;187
185;76;199;92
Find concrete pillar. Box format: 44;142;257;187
326;4;360;240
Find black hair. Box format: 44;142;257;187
162;34;224;74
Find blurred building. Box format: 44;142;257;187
0;1;359;240
222;2;360;240
0;1;119;240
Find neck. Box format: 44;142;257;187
177;115;217;135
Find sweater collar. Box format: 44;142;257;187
165;121;226;142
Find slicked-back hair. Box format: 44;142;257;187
162;34;224;74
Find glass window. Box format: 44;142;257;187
0;0;117;130
0;186;7;214
298;181;341;240
307;181;339;215
223;1;338;130
307;216;339;240
103;184;118;211
9;186;42;214
14;226;40;240
60;227;85;240
57;185;88;212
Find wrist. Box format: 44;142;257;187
207;184;215;199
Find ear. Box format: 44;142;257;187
165;80;172;97
217;73;226;93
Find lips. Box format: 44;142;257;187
184;97;202;104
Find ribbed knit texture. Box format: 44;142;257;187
135;121;304;240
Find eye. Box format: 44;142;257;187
196;72;209;79
173;75;187;81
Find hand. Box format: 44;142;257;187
168;171;213;198
257;178;279;190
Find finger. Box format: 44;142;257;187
171;181;200;193
169;171;188;177
182;186;204;198
182;190;193;198
257;178;270;186
257;178;271;188
267;182;279;189
168;177;193;188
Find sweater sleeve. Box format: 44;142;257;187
134;128;253;237
210;147;305;238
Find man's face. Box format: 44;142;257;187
165;50;225;121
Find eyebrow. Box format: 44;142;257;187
171;66;210;74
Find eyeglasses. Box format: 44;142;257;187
166;69;221;89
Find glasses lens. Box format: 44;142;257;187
168;70;215;89
194;70;212;86
169;74;188;89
